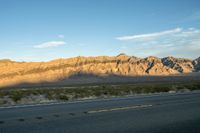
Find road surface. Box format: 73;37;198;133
0;91;200;133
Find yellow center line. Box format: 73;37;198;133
87;104;153;114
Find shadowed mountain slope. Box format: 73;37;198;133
0;54;199;88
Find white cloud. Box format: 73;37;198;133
58;34;65;38
117;27;200;59
34;41;66;48
116;28;182;41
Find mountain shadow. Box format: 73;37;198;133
2;72;200;89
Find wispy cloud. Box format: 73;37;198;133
34;41;66;48
116;28;182;41
116;27;200;58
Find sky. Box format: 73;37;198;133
0;0;200;61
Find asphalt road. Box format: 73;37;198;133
0;92;200;133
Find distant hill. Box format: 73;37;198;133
0;54;199;88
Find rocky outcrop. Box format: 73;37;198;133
0;54;199;87
193;57;200;71
161;56;194;73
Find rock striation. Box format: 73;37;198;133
0;54;199;87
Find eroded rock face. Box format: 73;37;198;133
0;55;199;87
161;57;194;73
193;57;200;71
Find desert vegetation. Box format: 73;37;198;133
0;81;200;106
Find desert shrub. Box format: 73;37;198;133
58;95;69;101
46;93;54;100
9;90;24;102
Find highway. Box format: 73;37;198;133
0;91;200;133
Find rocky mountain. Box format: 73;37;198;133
0;54;199;88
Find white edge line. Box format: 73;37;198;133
87;104;153;114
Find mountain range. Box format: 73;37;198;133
0;54;200;88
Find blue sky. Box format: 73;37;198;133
0;0;200;61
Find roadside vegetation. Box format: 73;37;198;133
0;81;200;106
